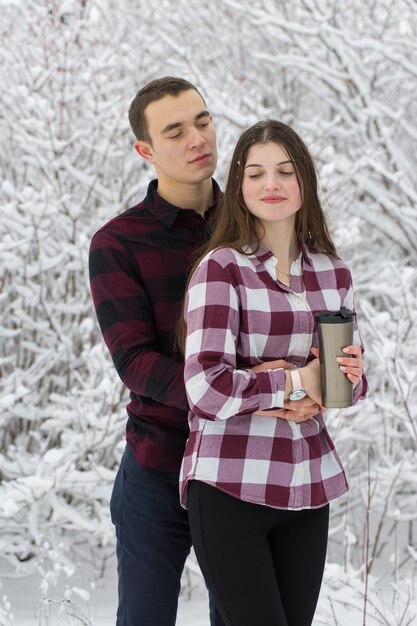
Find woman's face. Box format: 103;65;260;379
241;142;302;226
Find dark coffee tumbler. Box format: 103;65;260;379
315;307;357;408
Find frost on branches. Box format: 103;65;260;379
0;0;416;622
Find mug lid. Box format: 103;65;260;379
315;306;357;324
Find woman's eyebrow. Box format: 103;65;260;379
244;160;292;169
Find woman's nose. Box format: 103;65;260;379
264;177;280;191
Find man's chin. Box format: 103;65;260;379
188;167;216;184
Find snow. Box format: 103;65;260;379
1;0;417;623
0;553;211;626
3;552;414;625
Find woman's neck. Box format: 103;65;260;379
261;221;300;268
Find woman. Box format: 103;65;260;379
180;120;367;626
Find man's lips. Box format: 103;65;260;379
261;196;286;203
190;153;211;163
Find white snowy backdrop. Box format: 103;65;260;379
1;0;417;624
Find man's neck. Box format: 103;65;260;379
156;178;214;216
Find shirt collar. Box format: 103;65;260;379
245;239;314;268
144;179;222;228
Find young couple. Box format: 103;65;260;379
89;77;368;626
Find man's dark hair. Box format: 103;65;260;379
128;76;204;143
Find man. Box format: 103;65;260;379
89;76;320;626
89;77;223;626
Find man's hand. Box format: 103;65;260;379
251;359;290;373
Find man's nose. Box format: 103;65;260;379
188;128;206;149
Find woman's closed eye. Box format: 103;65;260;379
246;170;294;179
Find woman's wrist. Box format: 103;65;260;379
284;370;292;397
298;366;314;397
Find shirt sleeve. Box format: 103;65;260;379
89;229;188;412
343;275;368;404
184;255;287;421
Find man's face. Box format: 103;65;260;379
137;90;217;187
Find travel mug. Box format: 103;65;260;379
315;306;357;408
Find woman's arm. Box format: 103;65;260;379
252;359;321;422
184;255;288;421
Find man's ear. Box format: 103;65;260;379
134;140;155;163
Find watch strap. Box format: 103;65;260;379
289;368;303;391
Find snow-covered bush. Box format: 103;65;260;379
1;0;416;620
0;0;138;566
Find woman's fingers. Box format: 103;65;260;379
337;345;362;385
254;408;316;422
346;372;361;385
310;347;320;359
281;410;311;423
254;409;287;417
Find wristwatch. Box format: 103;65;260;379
288;369;307;401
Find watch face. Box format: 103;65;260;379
289;389;307;401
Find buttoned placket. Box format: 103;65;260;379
288;422;306;509
264;254;313;508
264;255;312;363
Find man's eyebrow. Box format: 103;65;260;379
244;160;292;169
195;110;210;121
161;110;211;135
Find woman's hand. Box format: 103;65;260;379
255;396;322;423
312;345;363;387
336;345;363;387
251;359;323;422
299;354;322;406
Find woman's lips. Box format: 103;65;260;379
261;196;286;203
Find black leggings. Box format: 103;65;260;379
188;481;329;626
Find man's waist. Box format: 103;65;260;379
126;419;187;478
126;395;189;432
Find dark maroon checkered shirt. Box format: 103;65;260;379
89;179;221;477
180;243;368;509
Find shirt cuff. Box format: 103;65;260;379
256;368;286;410
352;377;364;404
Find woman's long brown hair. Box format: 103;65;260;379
177;120;338;354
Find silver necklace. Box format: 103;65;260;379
275;266;291;279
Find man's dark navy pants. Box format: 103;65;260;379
110;445;225;626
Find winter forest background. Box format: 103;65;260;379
1;0;417;624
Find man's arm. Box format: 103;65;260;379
89;229;188;414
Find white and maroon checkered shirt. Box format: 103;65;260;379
180;242;368;511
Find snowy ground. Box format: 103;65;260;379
0;553;212;626
1;549;415;625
